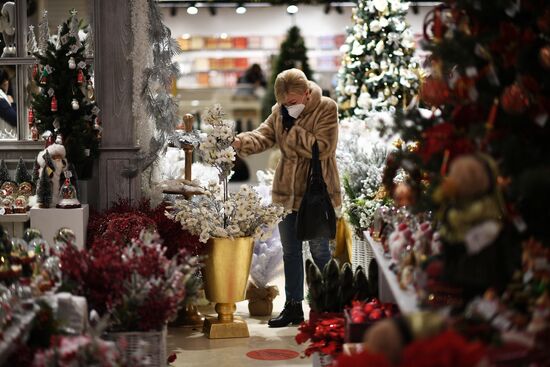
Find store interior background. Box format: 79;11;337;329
160;2;433;183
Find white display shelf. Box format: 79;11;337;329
364;231;419;314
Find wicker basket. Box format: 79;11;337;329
104;326;167;367
351;234;374;274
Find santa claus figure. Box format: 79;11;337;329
35;142;68;207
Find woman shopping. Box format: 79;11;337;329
233;68;341;327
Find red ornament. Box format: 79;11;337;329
77;69;84;84
32;64;38;79
501;84;530;115
539;46;550;70
421;77;450;106
28;109;34;124
51;95;58;112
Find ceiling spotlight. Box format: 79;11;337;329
236;3;247;14
287;4;299;14
187;3;198;15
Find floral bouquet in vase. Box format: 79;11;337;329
167;105;287;339
168;104;287;244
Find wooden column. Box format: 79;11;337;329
94;0;140;210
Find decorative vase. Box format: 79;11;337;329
202;236;254;339
246;283;279;316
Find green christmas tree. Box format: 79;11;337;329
388;0;550;294
37;155;53;208
31;10;100;179
336;0;420;119
15;157;33;185
262;26;314;119
0;159;11;185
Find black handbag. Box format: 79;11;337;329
296;141;337;241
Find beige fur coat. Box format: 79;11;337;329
237;81;341;211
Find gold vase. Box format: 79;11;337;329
202;236;254;339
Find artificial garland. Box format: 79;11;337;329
127;0;182;190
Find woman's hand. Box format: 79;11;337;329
232;137;242;150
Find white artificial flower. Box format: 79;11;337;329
357;93;372;110
401;29;415;49
351;40;365;56
340;44;351;53
369;20;381;33
373;0;388;12
379;17;389;28
375;40;385;55
380;60;388;71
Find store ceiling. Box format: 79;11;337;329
157;1;439;4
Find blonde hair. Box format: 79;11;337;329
274;68;309;103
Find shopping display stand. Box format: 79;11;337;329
0;213;30;238
30;205;89;249
363;231;419;314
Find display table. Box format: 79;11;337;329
364;231;419;314
0;213;30;238
30;205;89;249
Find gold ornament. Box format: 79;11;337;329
384;87;391;97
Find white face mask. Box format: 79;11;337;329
286;103;305;118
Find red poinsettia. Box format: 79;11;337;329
296;317;346;359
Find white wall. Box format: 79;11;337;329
162;5;433;39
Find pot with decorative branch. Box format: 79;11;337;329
168;105;287;339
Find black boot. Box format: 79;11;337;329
268;300;304;328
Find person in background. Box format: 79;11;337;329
0;68;16;136
239;63;267;89
233;68;341;328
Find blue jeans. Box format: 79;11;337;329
278;211;331;302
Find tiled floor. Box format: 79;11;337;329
167;275;311;367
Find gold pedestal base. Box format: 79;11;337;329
203;316;249;339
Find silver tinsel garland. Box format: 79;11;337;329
124;0;181;180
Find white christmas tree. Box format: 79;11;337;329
37;10;50;55
336;0;421;119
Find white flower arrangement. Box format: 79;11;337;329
198;104;236;183
168;105;287;244
169;183;287;243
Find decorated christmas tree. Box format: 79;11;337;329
387;0;550;295
336;0;420;119
31;10;100;179
262;26;314;119
15;157;33;185
0;159;11;185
